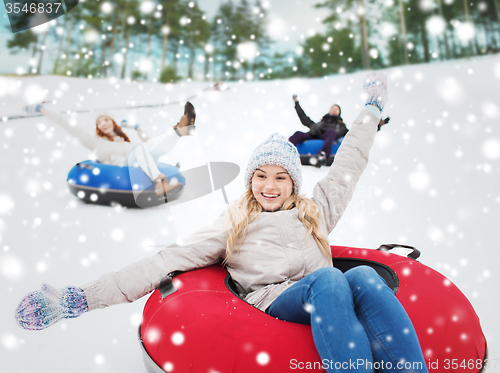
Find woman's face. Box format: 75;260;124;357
96;116;115;135
329;105;340;116
176;113;189;128
251;164;293;212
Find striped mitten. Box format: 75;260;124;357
121;119;139;130
15;284;88;331
363;72;388;112
23;103;44;116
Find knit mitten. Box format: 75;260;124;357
121;119;139;130
363;72;388;112
23;103;44;116
15;284;88;331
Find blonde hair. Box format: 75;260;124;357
224;188;331;264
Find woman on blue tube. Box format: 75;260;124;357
23;102;196;196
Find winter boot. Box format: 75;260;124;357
154;174;183;197
316;151;327;168
184;101;196;125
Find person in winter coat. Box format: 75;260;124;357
290;96;389;168
23;102;196;196
289;98;349;167
14;73;428;373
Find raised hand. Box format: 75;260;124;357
363;72;388;112
120;119;140;130
23;103;44;116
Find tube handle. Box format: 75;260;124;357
377;244;421;260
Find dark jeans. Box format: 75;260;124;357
289;128;339;158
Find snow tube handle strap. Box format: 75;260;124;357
76;162;95;170
377;244;421;260
158;273;178;299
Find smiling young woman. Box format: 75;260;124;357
94;114;131;142
251;165;294;212
15;73;429;373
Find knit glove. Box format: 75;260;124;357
378;116;390;131
23;103;44;116
363;72;388;112
121;119;139;130
15;284;88;331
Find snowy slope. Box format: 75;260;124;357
1;55;499;372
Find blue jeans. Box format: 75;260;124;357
268;266;428;373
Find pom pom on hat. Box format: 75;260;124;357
244;133;302;195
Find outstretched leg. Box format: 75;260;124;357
289;131;313;146
344;266;428;373
127;143;181;197
268;267;373;373
319;128;338;158
127;101;196;168
125;103;194;196
125;130;182;201
137;129;180;165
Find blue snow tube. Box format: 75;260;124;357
295;137;344;166
67;160;185;207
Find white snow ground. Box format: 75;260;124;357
1;55;499;372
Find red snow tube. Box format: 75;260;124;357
139;245;487;373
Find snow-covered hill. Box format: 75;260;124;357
1;55;499;372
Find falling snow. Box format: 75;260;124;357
482;139;500;160
94;355;105;365
408;168;431;192
436;77;465;104
256;351;270;365
130;313;142;326
0;194;14;215
1;332;20;351
380;198;396;211
0;254;24;280
171;331;185;345
1;56;499;373
111;228;125;242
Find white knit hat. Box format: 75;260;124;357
244;133;302;195
95;111;116;122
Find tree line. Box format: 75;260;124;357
293;0;500;78
5;0;500;81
